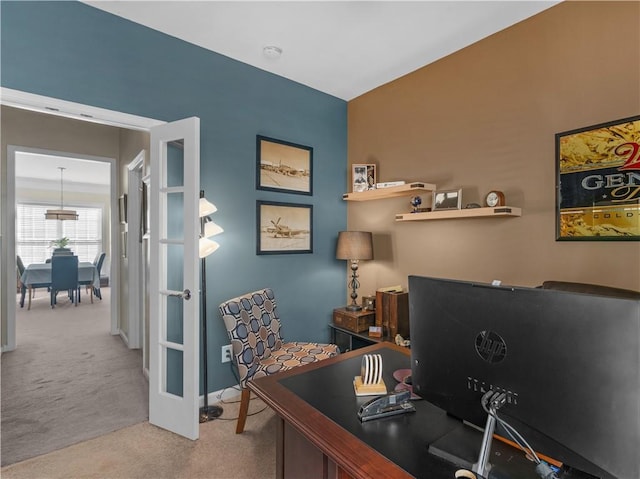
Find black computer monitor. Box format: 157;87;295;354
408;275;640;479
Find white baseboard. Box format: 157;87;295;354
119;330;130;347
201;385;241;407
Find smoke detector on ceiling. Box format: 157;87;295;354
263;45;283;59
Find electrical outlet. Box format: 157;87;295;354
221;344;232;363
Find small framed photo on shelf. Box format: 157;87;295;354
256;135;313;195
432;189;462;211
256;200;313;255
352;164;376;192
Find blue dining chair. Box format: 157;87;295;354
50;255;80;308
17;255;49;309
93;252;106;300
80;252;105;302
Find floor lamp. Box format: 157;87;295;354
198;190;224;423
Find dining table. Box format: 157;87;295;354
20;261;100;310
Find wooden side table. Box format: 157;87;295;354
330;308;381;352
332;307;375;332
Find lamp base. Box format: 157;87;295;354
199;405;223;423
346;304;362;312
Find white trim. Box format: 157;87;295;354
16;177;110;195
119;330;130;347
1;89;166;355
126;151;145;349
205;386;241;406
0;88;164;131
5;149;17;352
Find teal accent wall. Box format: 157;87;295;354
1;1;347;393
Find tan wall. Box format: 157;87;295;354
347;1;640;298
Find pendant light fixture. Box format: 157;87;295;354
45;167;78;221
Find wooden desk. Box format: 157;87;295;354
249;343;462;479
250;344;593;479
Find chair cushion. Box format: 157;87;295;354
219;288;339;388
240;342;338;388
220;288;283;363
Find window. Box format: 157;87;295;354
16;203;103;265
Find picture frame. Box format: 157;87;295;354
119;194;127;224
556;115;640;241
432;189;462;211
352;164;376;192
257;200;312;255
256;135;313;195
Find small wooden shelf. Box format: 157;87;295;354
395;206;522;222
343;181;436;201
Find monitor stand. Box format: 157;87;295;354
428;423;541;479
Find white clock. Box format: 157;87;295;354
485;190;505;207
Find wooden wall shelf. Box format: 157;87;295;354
395;206;522;222
343;181;436;201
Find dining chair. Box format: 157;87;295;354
50;255;80;308
79;252;105;303
219;288;339;433
93;252;106;300
17;255;49;309
17;255;27;307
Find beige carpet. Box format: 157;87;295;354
0;398;277;479
2;286;277;478
2;287;147;466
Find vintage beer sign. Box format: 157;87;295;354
556;115;640;240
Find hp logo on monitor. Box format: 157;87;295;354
475;330;507;364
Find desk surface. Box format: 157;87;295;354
250;343;460;479
250;343;590;479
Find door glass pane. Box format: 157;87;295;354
166;296;184;344
166;348;184;397
163;139;186;399
166;141;184;188
166;192;184;241
165;243;184;293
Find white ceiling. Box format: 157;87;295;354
15;152;111;189
14;1;560;185
83;0;560;101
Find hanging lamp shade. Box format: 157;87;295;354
45;167;78;221
198;189;222;257
199;238;220;258
203;217;224;238
45;209;79;221
199;190;217;217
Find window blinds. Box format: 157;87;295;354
16;203;103;265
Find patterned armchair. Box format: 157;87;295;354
219;288;339;433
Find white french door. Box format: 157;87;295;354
149;117;200;440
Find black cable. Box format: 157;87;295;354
481;393;540;464
210;356;269;421
480;393;559;479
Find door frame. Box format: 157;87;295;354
5;145;118;348
125;150;145;349
1;87;163;354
